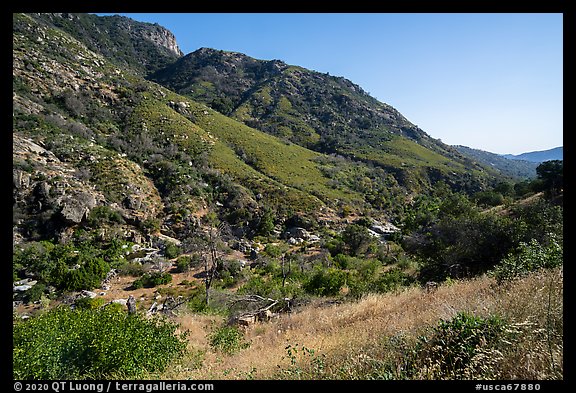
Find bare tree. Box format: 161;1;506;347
199;210;231;307
281;253;292;288
203;220;220;307
228;294;293;327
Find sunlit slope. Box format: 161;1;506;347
151;49;501;193
128;91;366;212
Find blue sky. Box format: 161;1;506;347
98;13;563;155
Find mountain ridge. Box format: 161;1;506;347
501;146;563;163
149;47;500;193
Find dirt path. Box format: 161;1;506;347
99;248;253;306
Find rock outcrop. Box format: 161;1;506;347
28;13;183;74
59;191;98;224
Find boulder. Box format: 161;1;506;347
13;285;33;292
288;237;304;245
14;278;37;286
155;232;182;246
59;191;97;223
367;229;383;238
285;227;310;240
308;235;321;243
370;220;400;236
80;290;98;298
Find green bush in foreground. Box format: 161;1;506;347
13;306;187;379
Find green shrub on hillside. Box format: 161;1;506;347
176;255;192;273
74;296;108;310
57;257;110;291
132;272;172;289
86;205;125;227
13;238;128;293
303;267;350;296
237;274;303;299
208;325;250;355
256;208;276;236
21;282;48;304
472;190;505;207
164;243;181;259
410;312;515;379
342;224;374;256
367;268;414;294
492;236;562;284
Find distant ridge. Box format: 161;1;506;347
453;145;539;179
502;147;563;163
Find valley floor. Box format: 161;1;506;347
13;243;562;380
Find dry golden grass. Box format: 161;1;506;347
161;267;563;380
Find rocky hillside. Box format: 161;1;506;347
13;133;162;244
13;12;197;246
29;13;183;75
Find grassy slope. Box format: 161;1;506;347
163;267;563;380
153;90;366;211
151;50;497;193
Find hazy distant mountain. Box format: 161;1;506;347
453;145;539;179
501;147;563;163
